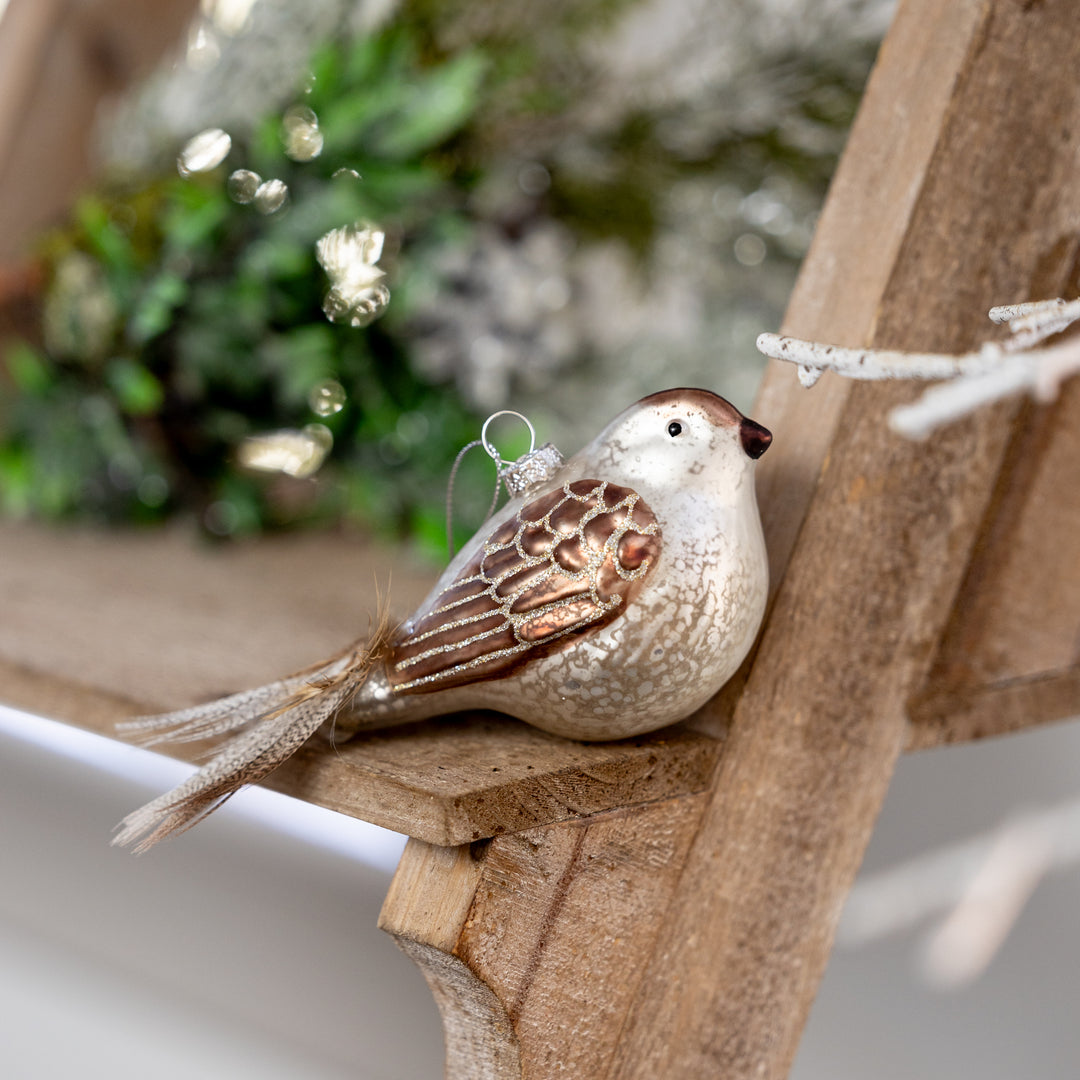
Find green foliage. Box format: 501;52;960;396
0;23;490;555
4;342;53;396
0;6;875;555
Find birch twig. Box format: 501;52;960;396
756;297;1080;438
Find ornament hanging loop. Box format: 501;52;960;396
480;410;536;467
446;409;566;557
480;410;565;497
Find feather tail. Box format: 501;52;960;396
112;611;394;853
115;677;316;750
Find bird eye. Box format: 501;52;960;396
667;421;683;438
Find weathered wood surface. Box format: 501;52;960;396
382;2;1080;1077
264;717;718;845
612;0;1080;1070
0;0;1072;855
380;794;709;1080
0;0;1071;851
0;522;720;844
908;377;1080;748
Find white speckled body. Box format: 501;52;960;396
339;390;769;740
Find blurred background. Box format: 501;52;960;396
0;0;887;552
0;0;1078;1076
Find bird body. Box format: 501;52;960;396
115;389;771;850
338;388;770;739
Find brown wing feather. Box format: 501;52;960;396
389;479;661;693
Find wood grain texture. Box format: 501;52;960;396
393;937;522;1080
380;795;708;1079
384;2;1080;1076
613;3;1080;1075
0;523;434;712
907;667;1080;750
907;378;1080;748
261;714;717;845
750;0;989;595
0;523;719;845
383;839;524;1078
689;0;994;743
0;0;1075;1071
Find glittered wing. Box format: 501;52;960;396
389;479;661;693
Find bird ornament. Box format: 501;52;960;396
114;388;772;851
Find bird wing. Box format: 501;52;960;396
389;479;661;693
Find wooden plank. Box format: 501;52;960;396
612;3;1080;1075
0;0;65;180
380;794;709;1079
907;667;1080;750
0;522;434;713
267;716;718;846
907;378;1080;748
382;842;524;1078
692;0;992;741
749;0;987;597
0;522;719;845
383;2;1080;1076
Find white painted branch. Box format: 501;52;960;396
988;297;1074;328
888;357;1031;439
756;297;1080;438
997;297;1080;351
1033;336;1080;400
755;334;1005;382
889;336;1080;437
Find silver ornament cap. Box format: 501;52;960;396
499;442;565;496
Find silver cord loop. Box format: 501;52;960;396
445;439;484;558
480;410;536;467
446;409;562;556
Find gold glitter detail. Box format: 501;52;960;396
390;480;660;692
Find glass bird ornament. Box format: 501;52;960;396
114;389;772;851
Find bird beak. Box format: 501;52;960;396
740;418;772;460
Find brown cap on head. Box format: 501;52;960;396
637;388;743;428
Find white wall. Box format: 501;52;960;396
0;708;444;1080
2;705;1079;1078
